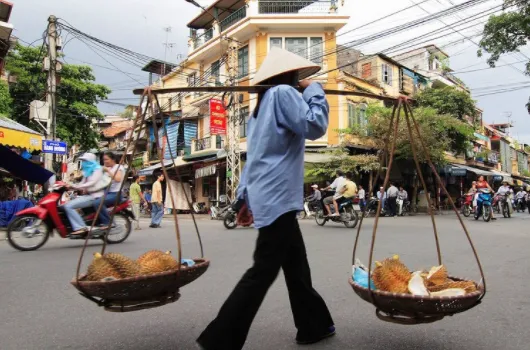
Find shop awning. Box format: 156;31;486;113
304;152;332;164
490;170;514;185
0;145;54;184
137;159;174;176
451;164;494;177
0;116;43;151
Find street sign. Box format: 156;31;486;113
209;98;227;135
450;168;467;176
42;140;67;155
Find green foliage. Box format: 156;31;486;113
522;169;530;178
339;103;475;165
305;149;380;179
0;80;12;115
5;43;111;149
478;2;530;112
416;86;477;121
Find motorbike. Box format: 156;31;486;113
298;196;321;219
6;182;134;251
462;194;474;217
363;196;389;218
209;195;231;220
497;193;513;218
474;189;493;222
515;196;527;213
192;202;208;214
396;197;411;216
315;195;359;228
223;199;253;229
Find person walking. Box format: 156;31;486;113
387;182;399;217
129;175;144;230
197;47;334;350
150;172;164;228
357;185;366;212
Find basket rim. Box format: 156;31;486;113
349;276;484;301
72;258;210;286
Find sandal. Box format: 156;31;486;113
71;227;88;235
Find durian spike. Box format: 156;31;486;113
94;252;102;259
375;261;382;267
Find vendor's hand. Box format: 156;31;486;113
299;79;313;89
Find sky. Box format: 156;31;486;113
8;0;530;142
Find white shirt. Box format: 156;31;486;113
357;189;366;200
515;191;527;199
108;164;125;193
496;185;511;196
387;185;399;198
330;176;346;198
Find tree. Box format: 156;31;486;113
5;43;111;149
478;1;530;112
415;86;478;122
341;104;475;165
0;80;12;115
305;149;381;179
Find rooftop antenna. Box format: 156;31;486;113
162;27;176;77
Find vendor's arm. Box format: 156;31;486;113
277;82;329;140
105;166;124;182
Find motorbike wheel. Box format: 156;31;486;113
315;210;327;226
502;203;509;218
297;211;307;220
482;205;491;222
343;208;359;228
463;205;471;217
223;213;237;229
103;213;132;244
7;215;50;251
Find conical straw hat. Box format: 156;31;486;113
252;47;321;85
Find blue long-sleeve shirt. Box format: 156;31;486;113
237;83;329;228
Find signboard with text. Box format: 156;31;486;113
42;140;67;155
209;98;227;135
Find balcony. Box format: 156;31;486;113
187;0;347;57
191;135;225;154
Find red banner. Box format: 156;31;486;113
209;99;227;135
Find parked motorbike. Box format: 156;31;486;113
6;182;134;251
223;199;253;229
474;189;493;222
462;194;474;217
397;198;411;216
192;202;208;214
209;195;231;220
363;197;389;218
315;196;359;228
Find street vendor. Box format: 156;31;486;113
197;47;334;350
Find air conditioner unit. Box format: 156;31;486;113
29;100;49;122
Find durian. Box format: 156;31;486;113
428;280;477;294
138;251;179;275
430;288;466;297
137;250;166;265
425;265;449;287
372;255;411;293
408;271;429;296
86;252;140;281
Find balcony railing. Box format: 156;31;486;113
220;6;247;32
193;28;214;50
258;1;335;14
192;135;225;153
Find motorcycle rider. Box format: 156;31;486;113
93;152;125;229
306;184;322;212
496;180;513;213
397;185;408;216
475;175;496;220
332;172;357;215
515;187;527;210
64;153;105;235
322;170;346;216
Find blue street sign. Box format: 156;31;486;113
42;140;67;155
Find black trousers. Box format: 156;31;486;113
388;196;397;216
197;211;334;350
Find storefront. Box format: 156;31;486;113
193;161;227;205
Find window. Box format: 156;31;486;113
237;46;249;79
270;37;282;49
286;38;308;59
348;102;368;134
347;103;357;128
361;63;372;79
211;60;220;84
239;107;250;138
382;64;393;86
187;72;197;87
168;97;173;111
309;37;323;65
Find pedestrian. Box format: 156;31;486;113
197;47;334;350
376;186;387;213
150;171;164;228
129;175;144;230
387;182;399;217
357;185;366;212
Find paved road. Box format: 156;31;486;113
1;213;529;350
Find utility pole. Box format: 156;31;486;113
225;42;241;201
162;27;175;79
45;15;59;172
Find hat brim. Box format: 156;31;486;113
252;65;321;86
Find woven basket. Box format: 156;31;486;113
71;259;209;312
349;276;483;324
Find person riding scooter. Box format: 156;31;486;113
306;184;322;212
332;172;357;216
515;187;528;211
321;170;346;216
64;153;105;235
